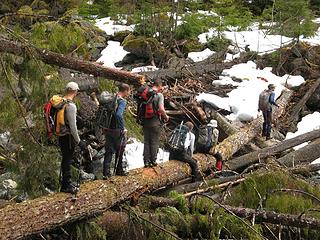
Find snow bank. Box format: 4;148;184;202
131;66;159;73
96;41;129;68
197;61;304;122
188;48;215;62
124;138;169;170
285;112;320;150
95;17;134;36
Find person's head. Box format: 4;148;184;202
185;121;194;131
118;83;131;98
65;82;79;99
152;79;163;92
207;119;218;128
268;84;276;92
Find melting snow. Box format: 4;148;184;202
95;17;134;36
96;41;129;68
188;48;215;62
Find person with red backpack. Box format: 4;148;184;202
136;79;169;167
258;84;279;140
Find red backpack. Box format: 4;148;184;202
135;85;159;124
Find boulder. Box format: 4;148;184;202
112;30;132;42
2;179;17;190
122;35;168;66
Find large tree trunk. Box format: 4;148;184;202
0;38;145;86
97;204;320;236
226;129;320;170
277;138;320;167
0;86;292;240
212;89;293;159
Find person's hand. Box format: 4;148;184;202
164;115;169;122
78;140;86;151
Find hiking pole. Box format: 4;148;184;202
113;134;127;176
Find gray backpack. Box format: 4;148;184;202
258;90;271;111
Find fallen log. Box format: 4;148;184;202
290;163;320;176
212;89;293;159
287;79;320;128
277;138;320;167
0;37;145;86
225;129;320;170
0;88;292;240
98;204;320;235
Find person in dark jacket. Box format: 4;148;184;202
59;82;86;194
142;79;169;167
169;122;201;182
103;83;130;179
258;84;279;140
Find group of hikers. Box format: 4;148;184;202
45;80;278;194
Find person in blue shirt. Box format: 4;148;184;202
258;84;279;140
103;83;130;179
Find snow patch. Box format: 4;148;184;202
95;17;134;36
96;41;129;68
124;138;169;170
286;112;320;150
131;66;159;73
188;48;215;62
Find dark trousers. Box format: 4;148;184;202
170;149;199;181
143;125;161;165
103;130;126;176
262;110;272;137
59;135;75;187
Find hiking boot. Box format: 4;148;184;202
60;184;79;194
150;161;158;167
103;174;111;180
144;163;151;168
116;171;129;176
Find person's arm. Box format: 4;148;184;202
269;93;279;107
65;103;80;143
157;93;169;121
115;98;126;130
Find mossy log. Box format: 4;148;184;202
0;86;292;240
211;89;293;159
226;129;320;170
290;163;320;176
277;138;320;167
0;37;145;86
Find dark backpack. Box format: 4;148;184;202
94;92;118;131
196;125;213;150
43;95;68;141
167;122;189;151
258;90;271;111
135;85;158;125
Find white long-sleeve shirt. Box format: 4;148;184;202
184;131;195;156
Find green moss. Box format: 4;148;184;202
181;38;204;54
125;112;143;141
70;220;106;240
168;191;189;214
207;36;231;52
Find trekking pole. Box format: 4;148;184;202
174;121;184;149
113;134;126;175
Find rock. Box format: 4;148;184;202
2;179;18;190
112;30;132;42
80;170;95;181
115;53;147;67
15;192;29;203
122;35;169;66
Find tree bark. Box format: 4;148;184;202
277;138;320;167
212;89;293;159
0;88;292;240
290;163;320;176
0;38;145;86
226;129;320;170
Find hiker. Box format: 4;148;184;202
195;119;222;170
258;84;279;140
168;121;201;182
59;82;86;194
103;83;130;179
137;79;169;167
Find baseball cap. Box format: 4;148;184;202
66;82;79;91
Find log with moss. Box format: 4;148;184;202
0;84;292;240
0;37;145;86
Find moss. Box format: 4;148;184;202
168;191;189;214
70;220;107;240
181;38;204;54
227;170;320;216
125;112;143;141
206;36;231;52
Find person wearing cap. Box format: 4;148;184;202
196;119;221;170
169;121;201;182
59;81;86;194
258;84;279;140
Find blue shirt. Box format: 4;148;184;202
115;96;126;130
269;92;278;107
